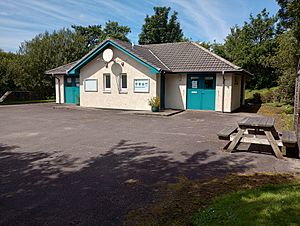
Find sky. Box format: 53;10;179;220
0;0;280;52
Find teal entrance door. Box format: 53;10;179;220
65;76;80;104
187;74;216;110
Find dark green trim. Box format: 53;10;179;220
160;73;165;109
68;40;159;75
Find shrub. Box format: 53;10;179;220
148;97;160;108
252;92;262;103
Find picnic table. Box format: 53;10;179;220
219;116;284;159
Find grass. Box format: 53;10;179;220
193;183;300;226
245;87;279;100
124;173;299;226
244;88;294;131
0;99;55;105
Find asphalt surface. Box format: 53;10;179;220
0;103;299;226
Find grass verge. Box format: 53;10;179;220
124;173;299;226
193;182;300;226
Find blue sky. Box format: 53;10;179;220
0;0;280;52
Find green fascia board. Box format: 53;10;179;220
68;40;160;75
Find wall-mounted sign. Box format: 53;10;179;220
134;79;150;93
191;80;198;89
84;79;98;92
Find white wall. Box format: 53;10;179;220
215;73;244;112
165;73;187;109
231;74;242;111
55;75;64;104
215;73;232;112
80;46;157;110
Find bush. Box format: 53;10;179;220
148;97;160;108
252;92;262;103
281;104;294;114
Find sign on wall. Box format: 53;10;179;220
134;79;150;93
84;79;98;92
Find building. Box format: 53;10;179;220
46;38;250;112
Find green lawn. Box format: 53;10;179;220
125;174;298;226
193;183;300;226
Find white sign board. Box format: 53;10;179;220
84;79;98;92
134;79;150;93
192;80;198;89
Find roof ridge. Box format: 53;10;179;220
45;60;79;74
141;41;190;47
191;42;241;70
147;49;170;71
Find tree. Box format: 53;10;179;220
72;25;104;49
272;31;299;103
103;21;131;42
222;9;278;89
277;0;300;42
138;6;185;44
72;21;131;49
0;50;18;95
18;28;87;98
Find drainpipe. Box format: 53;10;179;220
53;73;61;104
222;71;225;113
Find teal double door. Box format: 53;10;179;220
65;76;80;104
187;74;216;110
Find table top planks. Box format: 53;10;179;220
238;117;275;129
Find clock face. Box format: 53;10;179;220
103;48;113;62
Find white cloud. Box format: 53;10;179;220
168;0;231;42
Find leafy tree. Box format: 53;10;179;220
0;50;18;95
139;6;185;44
222;9;278;89
198;41;227;59
272;31;299;103
277;0;300;42
72;25;104;49
103;21;131;42
18;28;87;98
72;21;130;49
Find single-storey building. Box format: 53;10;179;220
46;38;250;112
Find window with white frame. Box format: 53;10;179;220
120;74;127;91
103;74;111;91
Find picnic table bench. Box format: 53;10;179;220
217;116;293;159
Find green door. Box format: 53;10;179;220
65;76;80;104
187;74;216;110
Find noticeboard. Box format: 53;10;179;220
134;79;150;93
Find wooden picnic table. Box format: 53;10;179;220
226;116;284;159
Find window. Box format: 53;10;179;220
66;77;72;87
204;77;214;89
103;74;111;91
120;74;127;91
75;77;80;87
84;79;98;92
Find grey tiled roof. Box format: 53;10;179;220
143;42;241;72
46;38;247;75
45;61;79;75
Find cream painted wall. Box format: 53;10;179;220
231;74;242;111
55;75;64;104
80;46;157;110
165;73;187;109
215;73;232;112
215;73;244;112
